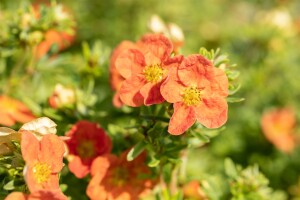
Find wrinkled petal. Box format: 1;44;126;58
20;117;57;138
112;93;124;108
163;55;184;70
160;67;185;103
115;49;145;79
178;54;213;87
194;96;228;128
168;102;196;135
68;156;90;178
138;34;173;66
119;75;146;107
21;131;39;164
140;82;164;105
209;67;228;97
40;134;65;172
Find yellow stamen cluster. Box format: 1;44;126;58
182;86;202;106
76;140;95;159
33;162;52;184
143;64;164;83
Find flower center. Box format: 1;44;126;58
76;140;95;159
182;86;202;106
33;162;51;184
110;167;128;186
143;64;164;83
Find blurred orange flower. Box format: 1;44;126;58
21;131;65;192
109;41;139;107
5;190;67;200
87;151;154;200
182;180;208;200
65;121;112;178
261;108;297;153
48;84;75;109
116;34;182;107
160;54;228;135
0;96;35;127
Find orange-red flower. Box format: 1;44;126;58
21;131;65;192
0;96;35;127
182;180;208;200
109;41;139;107
5;190;67;200
87;151;154;200
65;121;112;178
160;54;228;135
115;34;182;107
261;108;297;153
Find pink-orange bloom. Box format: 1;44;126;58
87;151;154;200
0;96;35;127
160;54;228;135
65;121;112;178
115;34;182;107
5;190;67;200
109;41;139;107
261;108;297;153
21;131;65;192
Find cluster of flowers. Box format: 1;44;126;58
2;118;154;200
110;34;229;135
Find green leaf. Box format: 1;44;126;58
224;158;238;179
191;131;210;143
148;156;160;167
127;140;146;161
3;180;14;190
227;97;245;103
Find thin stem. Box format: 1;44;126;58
140;114;169;123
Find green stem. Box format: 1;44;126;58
140;115;169;123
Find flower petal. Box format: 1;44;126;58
139;34;173;65
0;112;15;126
115;49;145;79
194;96;228;128
119;75;146;107
140;82;164;105
29;190;68;200
21;131;39;164
209;67;228;97
160;67;185;103
68;156;90;178
168;102;196;135
4;192;27;200
178;54;213;87
40;134;65;172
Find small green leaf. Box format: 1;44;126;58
224;158;238;179
127;140;146;161
148;156;160;167
3;180;14;190
227;97;245;103
191;131;210;143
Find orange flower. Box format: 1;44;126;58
36;30;75;59
5;190;67;200
21;131;65;192
115;34;182;107
160;54;228;135
109;41;139;107
0;96;35;127
65;121;112;178
261;108;297;153
87;151;154;200
182;180;208;200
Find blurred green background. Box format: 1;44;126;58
2;0;300;198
